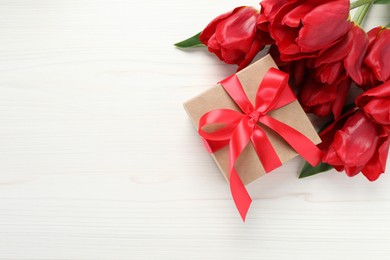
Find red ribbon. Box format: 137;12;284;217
198;68;322;221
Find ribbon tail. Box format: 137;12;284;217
228;116;254;221
260;115;322;166
230;167;252;222
251;127;282;173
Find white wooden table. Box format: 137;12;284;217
0;1;389;259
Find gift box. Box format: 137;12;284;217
183;55;322;220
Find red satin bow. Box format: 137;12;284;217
198;68;322;221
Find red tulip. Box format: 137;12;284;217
294;23;365;119
356;80;390;132
362;136;390;181
364;27;390;83
343;25;370;87
321;109;389;181
309;23;355;85
299;75;350;118
345;26;390;89
260;0;351;61
199;6;264;70
358;65;380;90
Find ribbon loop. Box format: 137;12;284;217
256;68;296;113
198;109;244;141
198;68;322;221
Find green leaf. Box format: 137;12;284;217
350;0;372;9
386;22;390;28
374;0;390;4
299;161;333;179
174;32;203;48
352;3;373;25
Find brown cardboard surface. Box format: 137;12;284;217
183;55;322;185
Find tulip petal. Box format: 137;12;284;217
365;28;390;82
256;10;275;46
282;2;315;28
315;62;345;85
220;46;244;65
367;26;383;47
268;1;302;55
199;6;262;68
359;66;380;90
260;0;294;21
279;51;319;61
300;77;337;107
216;8;257;52
314;28;353;67
331;78;350;119
297;0;350;52
319;108;357;151
237;40;264;71
344;165;364;177
363;99;390;127
362;136;390;181
323;145;344;165
344;26;369;86
207;34;224;62
312;103;332;118
356;80;390;128
332;111;380;167
200;7;238;43
299;75;347;118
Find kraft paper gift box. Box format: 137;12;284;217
184;54;322;185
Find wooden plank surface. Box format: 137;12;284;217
0;1;389;259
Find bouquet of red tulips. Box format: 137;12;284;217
176;0;390;181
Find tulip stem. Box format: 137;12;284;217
350;0;375;9
352;2;373;25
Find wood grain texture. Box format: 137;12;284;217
0;1;389;259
